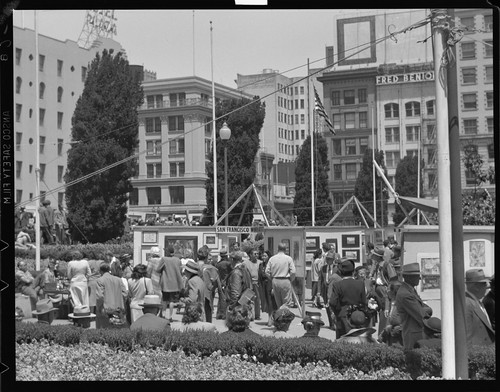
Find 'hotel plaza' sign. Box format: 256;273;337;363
376;71;435;85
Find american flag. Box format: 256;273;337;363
314;86;335;135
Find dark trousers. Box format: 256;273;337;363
311;281;319;299
41;226;55;245
216;292;227;319
204;298;213;323
252;283;261;319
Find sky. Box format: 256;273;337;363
12;8;370;88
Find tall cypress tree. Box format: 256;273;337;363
393;155;423;226
65;49;143;243
293;133;333;226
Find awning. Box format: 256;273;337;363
399;196;438;213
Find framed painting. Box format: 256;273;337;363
164;236;198;261
228;236;238;251
342;234;360;248
142;231;158;244
417;253;440;291
203;233;218;249
342;249;359;262
469;241;486;267
306;236;320;251
325;238;338;252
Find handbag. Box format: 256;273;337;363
238;288;256;306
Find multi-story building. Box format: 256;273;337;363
128;76;252;222
13;26;126;214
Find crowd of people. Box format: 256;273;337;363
16;236;495;349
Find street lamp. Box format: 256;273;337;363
220;122;231;226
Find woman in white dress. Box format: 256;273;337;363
67;251;91;308
127;264;154;323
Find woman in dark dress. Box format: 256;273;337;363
258;250;277;327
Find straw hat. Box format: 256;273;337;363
150;246;161;256
32;299;57;315
139;295;162;308
465;269;489;283
184;260;200;274
402;262;421;275
301;311;324;326
68;305;96;319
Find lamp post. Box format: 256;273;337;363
220;122;231;227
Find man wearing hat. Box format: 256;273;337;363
395;262;432;350
180;260;207;321
269;305;296;338
299;311;331;342
15;261;38;311
465;269;495;346
336;310;378;344
197;246;223;323
157;245;184;322
32;299;57;325
146;246;163;297
130;295;171;332
329;258;367;339
38;199;55;245
68;305;96;328
482;274;495;331
318;250;342;329
415;317;442;349
226;251;254;311
215;247;231;320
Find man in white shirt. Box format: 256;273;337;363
265;242;296;308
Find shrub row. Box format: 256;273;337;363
15;321;496;380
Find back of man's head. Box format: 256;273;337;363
277;242;287;252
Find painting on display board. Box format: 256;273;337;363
203;233;218;249
342;249;359;262
469;241;486;267
305;236;320;251
164;236;198;261
417;253;440;291
228;236;238;251
325;238;339;252
342;234;360;248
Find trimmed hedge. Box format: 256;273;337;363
14;321;496;380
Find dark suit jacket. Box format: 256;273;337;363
329;277;367;317
318;264;341;302
96;272;127;311
395;282;426;350
465;290;495;346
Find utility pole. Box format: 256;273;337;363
431;8;456;379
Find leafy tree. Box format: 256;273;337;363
293;133;333;226
353;149;389;227
392;155;424;226
65;49;143;243
461;145;495;225
202;97;265;226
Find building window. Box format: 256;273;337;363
300;86;304;94
333;114;341;131
39;108;45;126
360;138;368;154
346;163;357;180
39;163;46;180
385;151;401;168
359;112;368;128
294;99;298;110
169;163;177;177
384;103;399;118
300;99;304;109
301;114;305;124
332;91;340;106
169;138;185;154
205;139;211;158
179;162;185;177
345;138;357;155
169;92;186;107
294;114;298;125
147;95;163;109
146;117;162;133
485;91;493;109
129;188;138;205
333;139;341;156
461;67;477;84
484;14;493;30
39;82;45;99
146;187;161;205
427;147;436;164
178;138;185;153
294;87;298;95
486;117;493;133
39;136;46;154
344;112;355;129
15;48;21;65
484;40;493;57
294;130;298;140
58;166;64;182
16;161;22;179
170;186;185;204
81;66;87;82
146;140;162;155
465;169;476;186
463;119;478;135
16;77;22;94
405;101;420;117
460;16;475;31
168;116;184;131
16;190;23;204
57;112;63;129
147;163;162;178
16;104;22;122
488;144;494;159
406;126;420;142
385;127;400;143
39;54;45;71
333;192;344;210
358;88;367;104
461;42;475;60
427;124;435;140
295;145;300;156
57;87;63;102
426;100;435;115
344;90;355;105
462;93;477;110
16;132;22;151
485;66;493;83
333;164;342;180
57;139;63;156
301;130;305;139
57;59;63;76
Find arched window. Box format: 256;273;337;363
384;103;399;118
57;86;63;102
405;101;421;117
39;82;45;99
16;77;22;94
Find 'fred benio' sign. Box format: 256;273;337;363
376;71;434;85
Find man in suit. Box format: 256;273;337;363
38;200;55;245
215;247;231;320
329;258;367;339
395;262;432;350
318;250;342;329
197;246;223;323
465;269;495;346
157;245;184;322
95;263;128;329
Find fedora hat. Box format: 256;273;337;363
340;258;355;274
465;269;489;283
301;311;324;326
150;246;161;256
184;260;200;274
402;262;421;275
32;299;57;315
139;294;162;308
342;326;377;338
219;247;228;255
423;317;441;333
68;305;96;319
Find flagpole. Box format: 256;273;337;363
372;105;376;227
192;11;195;76
210;22;218;225
34;11;41;271
308;59;315;227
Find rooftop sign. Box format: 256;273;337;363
376;71;434;85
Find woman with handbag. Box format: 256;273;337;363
128;264;154;323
